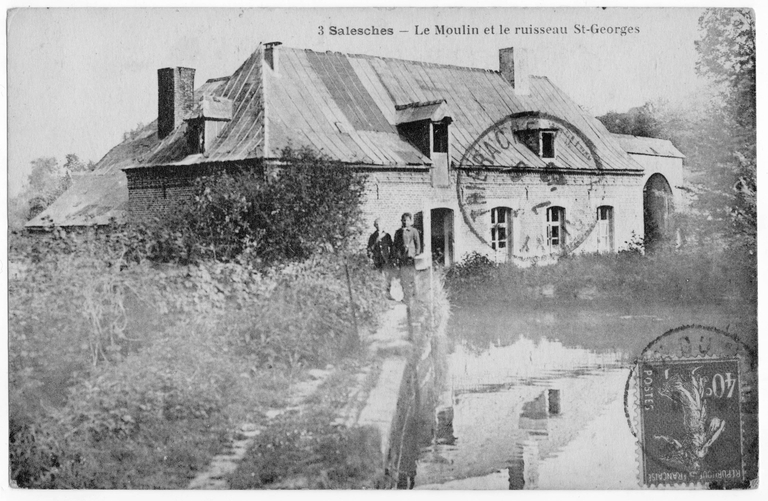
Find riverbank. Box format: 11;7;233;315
224;269;451;489
9;230;393;488
416;248;757;489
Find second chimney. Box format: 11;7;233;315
264;41;282;72
158;67;196;139
499;47;529;96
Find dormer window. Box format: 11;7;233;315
515;119;558;160
395;99;452;158
433;122;449;153
187;118;205;154
184;95;233;156
541;131;556;159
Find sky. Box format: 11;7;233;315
6;6;710;196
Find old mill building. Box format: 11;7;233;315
28;43;684;265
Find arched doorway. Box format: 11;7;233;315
430;208;455;266
643;174;673;252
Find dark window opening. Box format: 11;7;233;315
547;206;565;249
541;131;556;159
516;129;557;159
491;207;511;251
187;119;205;155
433;122;449;153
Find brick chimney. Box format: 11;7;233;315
158;67;196;139
499;47;529;96
264;41;282;72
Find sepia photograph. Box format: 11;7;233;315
5;5;758;491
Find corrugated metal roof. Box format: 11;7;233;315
612;133;685;158
32;43;662;228
115;45;645;172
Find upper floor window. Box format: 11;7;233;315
433;122;449;153
186;119;205;154
546;206;565;250
491;207;511;251
597;206;614;253
541;131;556;159
516;129;557;160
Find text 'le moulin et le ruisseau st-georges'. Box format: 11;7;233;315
321;24;641;36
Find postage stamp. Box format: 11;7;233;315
636;358;744;487
625;324;757;488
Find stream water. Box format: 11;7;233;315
411;302;754;489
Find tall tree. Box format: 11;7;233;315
25;157;70;219
597;102;665;138
695;8;756;128
64;153;89;173
691;8;756;248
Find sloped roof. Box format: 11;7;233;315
612;133;685;159
26;172;127;228
120;45;644;172
31;43;660;228
263;47;642;172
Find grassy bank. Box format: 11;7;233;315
226;267;451;489
9;231;388;488
446;247;756;307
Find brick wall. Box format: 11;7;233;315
125;162;263;221
126;169;198;220
360;168;644;265
127;162;643;266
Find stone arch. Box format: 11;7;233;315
643;173;673;252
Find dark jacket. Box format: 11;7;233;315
367;230;393;269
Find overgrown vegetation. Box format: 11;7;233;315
597;9;756;253
229;410;382;489
447;247;755;307
130;147;367;265
9;148;387;488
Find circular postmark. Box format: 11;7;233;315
456;112;608;263
623;325;757;488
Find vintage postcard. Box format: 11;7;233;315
5;6;757;492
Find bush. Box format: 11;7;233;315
128;147;368;265
445;246;756;307
229;409;381;489
224;253;387;368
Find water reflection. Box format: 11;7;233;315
413;303;752;490
415;333;634;489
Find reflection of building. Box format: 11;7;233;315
510;389;561;489
28;43;683;258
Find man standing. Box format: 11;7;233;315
367;218;393;269
367;218;396;299
393;213;421;302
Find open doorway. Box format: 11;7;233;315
643;174;673;252
431;208;454;266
